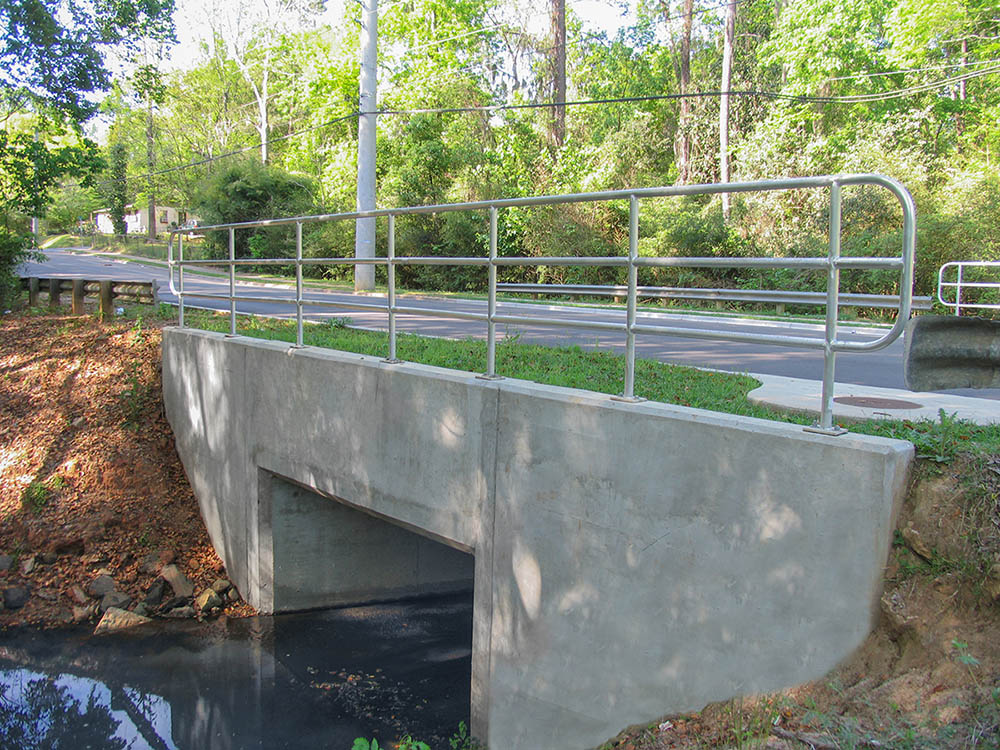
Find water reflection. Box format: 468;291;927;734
0;594;472;750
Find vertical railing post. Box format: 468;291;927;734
295;222;304;347
476;208;502;381
178;234;185;327
624;196;640;400
808;180;847;435
99;280;114;318
72;279;85;315
386;214;398;362
228;227;236;336
955;264;964;317
487;207;499;378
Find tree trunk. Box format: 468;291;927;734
673;0;694;184
259;63;270;164
552;0;566;148
146;96;156;240
719;0;736;219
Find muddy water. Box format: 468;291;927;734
0;593;472;750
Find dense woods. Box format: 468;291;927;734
6;0;1000;302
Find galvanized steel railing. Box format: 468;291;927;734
937;261;1000;316
168;174;917;435
495;283;933;311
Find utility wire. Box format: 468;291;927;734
825;57;1000;82
376;63;1000;117
74;61;999;189
74;111;360;191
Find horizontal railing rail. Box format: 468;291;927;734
169;174;917;435
496;283;932;312
20;276;158;316
937;261;1000;316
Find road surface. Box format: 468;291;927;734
20;248;999;400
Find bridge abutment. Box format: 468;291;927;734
164;327;912;749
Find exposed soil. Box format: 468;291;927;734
2;309;999;748
0;309;255;627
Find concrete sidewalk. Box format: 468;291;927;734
750;373;999;425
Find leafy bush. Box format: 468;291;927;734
195;160;318;262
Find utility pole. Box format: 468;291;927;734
354;0;377;292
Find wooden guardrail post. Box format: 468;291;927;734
28;277;39;307
72;279;86;315
48;278;61;308
99;281;114;318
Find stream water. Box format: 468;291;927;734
0;593;472;750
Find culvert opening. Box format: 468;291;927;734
265;472;475;745
266;473;476;611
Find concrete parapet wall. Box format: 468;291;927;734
163;327;912;750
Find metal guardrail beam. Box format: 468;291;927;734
937;261;1000;316
496;283;932;311
20;276;158;316
168;174;918;435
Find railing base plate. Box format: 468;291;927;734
476;373;504;381
611;395;647;404
803;424;848;436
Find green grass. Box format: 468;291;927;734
19;475;64;514
172;309;1000;456
188;310;773;416
39;234;85;249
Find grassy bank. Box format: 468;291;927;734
177;308;1000;455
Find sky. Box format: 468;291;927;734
166;0;637;71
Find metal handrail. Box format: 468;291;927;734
169;174;917;435
495;283;933;311
937;261;1000;316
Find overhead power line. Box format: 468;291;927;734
377;63;1000;117
825;57;1000;82
77;61;999;189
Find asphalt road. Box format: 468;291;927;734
21;248;999;400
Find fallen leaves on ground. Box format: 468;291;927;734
0;309;255;627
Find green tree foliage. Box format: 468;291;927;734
44;182;101;233
0;0;175;307
194;160;317;261
100;0;999;302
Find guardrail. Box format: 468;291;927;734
937;261;1000;316
20;277;158;316
169;174;917;435
497;283;932;312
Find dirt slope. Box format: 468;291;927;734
0;310;253;626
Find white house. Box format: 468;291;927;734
93;205;196;235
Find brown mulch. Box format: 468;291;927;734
0;309;255;627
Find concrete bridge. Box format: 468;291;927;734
163;327;912;749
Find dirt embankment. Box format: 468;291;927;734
2;310;999;748
0;311;254;627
